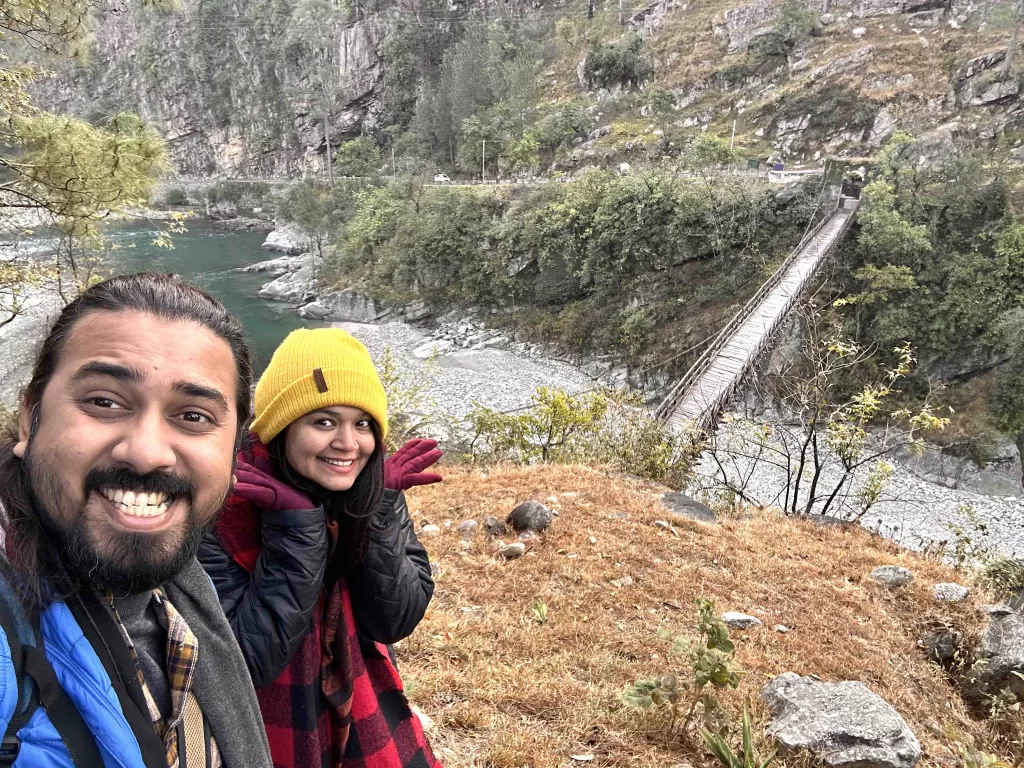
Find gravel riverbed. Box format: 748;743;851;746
688;418;1023;558
335;320;595;422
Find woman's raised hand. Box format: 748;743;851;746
233;460;315;511
383;439;443;491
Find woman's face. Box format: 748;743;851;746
284;405;377;492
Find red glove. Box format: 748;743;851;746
383;439;443;491
233;460;314;512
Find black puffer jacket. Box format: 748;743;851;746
199;489;433;687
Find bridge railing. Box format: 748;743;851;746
655;196;859;431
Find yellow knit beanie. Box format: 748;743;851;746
250;328;388;443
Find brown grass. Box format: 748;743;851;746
396;464;1014;768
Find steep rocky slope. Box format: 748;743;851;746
35;0;1024;176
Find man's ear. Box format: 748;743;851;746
12;395;33;459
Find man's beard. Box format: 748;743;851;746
24;447;223;594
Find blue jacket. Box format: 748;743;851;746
0;600;149;768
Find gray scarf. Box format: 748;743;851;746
163;558;272;768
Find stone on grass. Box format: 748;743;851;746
483;515;507;537
507;500;553;533
660;492;716;523
457;520;479;538
962;609;1024;707
870;566;915;588
723;612;763;629
932;583;971;603
518;530;539;543
420;524;441;538
498;542;527;560
918;625;961;666
762;672;922;768
430;562;442;578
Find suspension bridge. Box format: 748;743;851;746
656;195;861;435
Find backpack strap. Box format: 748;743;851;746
0;590;31;765
21;643;104;767
0;571;103;768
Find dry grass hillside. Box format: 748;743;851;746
398;464;1015;768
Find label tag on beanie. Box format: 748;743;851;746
312;368;329;394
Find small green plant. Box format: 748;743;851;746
532;598;549;624
942;504;994;570
701;701;776;768
645;85;677;116
623;599;743;736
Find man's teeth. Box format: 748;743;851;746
321;458;353;467
99;488;171;517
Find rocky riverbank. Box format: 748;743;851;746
689;417;1023;558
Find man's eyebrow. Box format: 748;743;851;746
71;361;144;384
172;380;229;411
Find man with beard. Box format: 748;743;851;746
0;273;272;768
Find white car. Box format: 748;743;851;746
433;174;451;183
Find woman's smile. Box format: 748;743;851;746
285;405;377;491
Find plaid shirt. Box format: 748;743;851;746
107;589;221;768
213;439;440;768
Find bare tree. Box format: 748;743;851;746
698;308;950;520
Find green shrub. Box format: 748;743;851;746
164;188;189;206
205;181;243;205
645;84;677;115
583;33;653;90
467;385;695;485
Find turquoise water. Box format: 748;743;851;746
104;220;321;373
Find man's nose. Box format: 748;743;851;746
110;408;176;474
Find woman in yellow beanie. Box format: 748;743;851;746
198;328;443;768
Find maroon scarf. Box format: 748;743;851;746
215;442;441;768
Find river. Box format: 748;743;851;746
0;219;323;407
105;220;321;372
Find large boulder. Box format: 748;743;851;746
258;257;321;303
262;222;312;254
660;492;716;523
870;565;915;588
236;254;307;277
713;0;777;53
962;608;1024;707
507;501;554;533
298;289;377;322
762;673;922;768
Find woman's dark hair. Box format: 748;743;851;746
0;272;254;606
266;419;385;570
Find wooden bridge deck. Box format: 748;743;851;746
660;197;860;434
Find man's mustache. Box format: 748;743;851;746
84;466;196;504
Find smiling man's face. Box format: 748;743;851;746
13;309;240;593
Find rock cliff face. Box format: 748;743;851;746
36;3;387;177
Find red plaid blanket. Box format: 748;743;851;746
215;442;441;768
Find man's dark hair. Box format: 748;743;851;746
0;272;254;606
